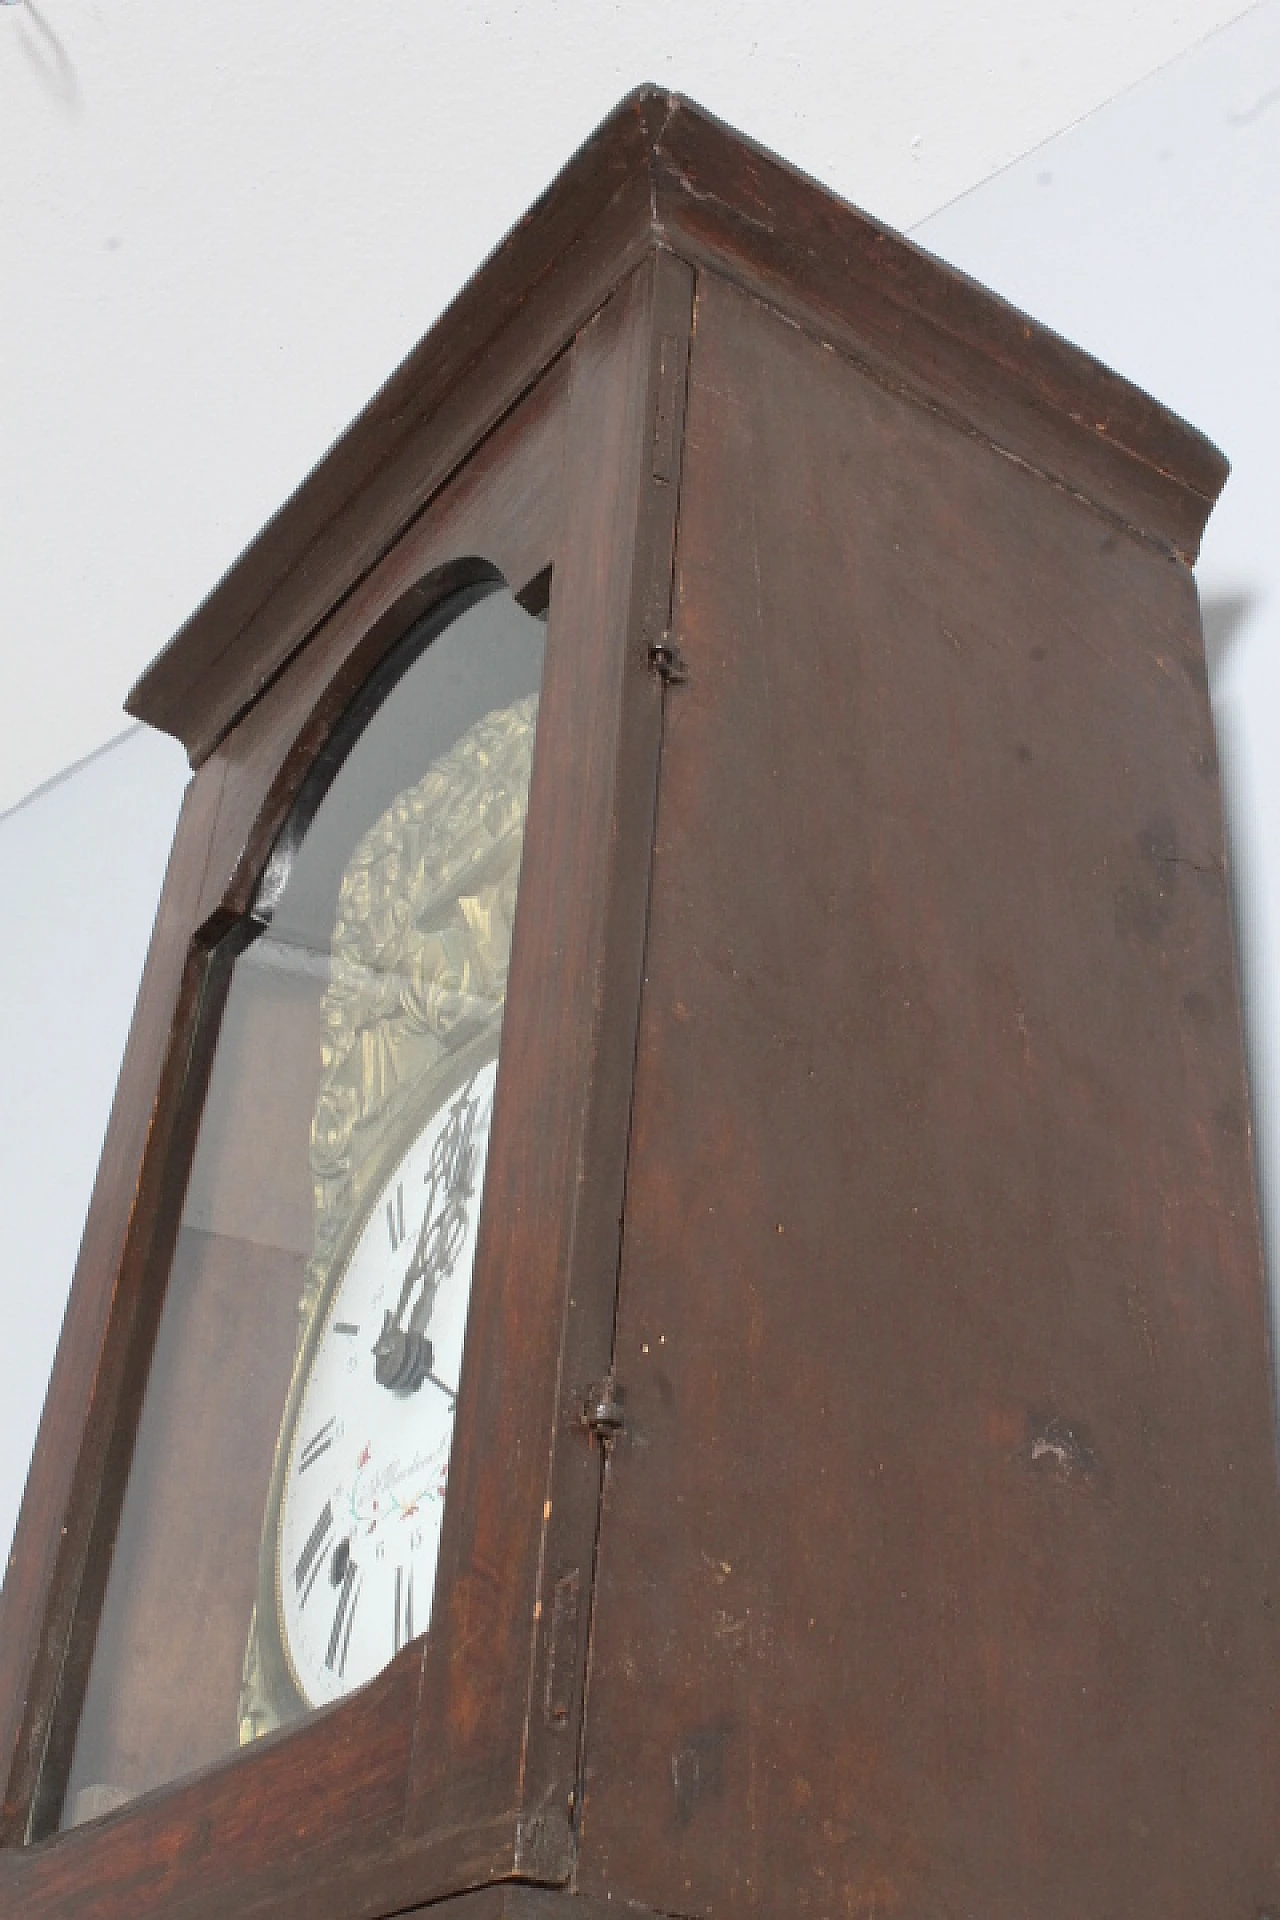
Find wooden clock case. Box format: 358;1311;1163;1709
3;85;1279;1920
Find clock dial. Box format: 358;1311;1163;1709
276;1055;497;1707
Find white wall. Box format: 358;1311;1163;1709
3;1;1278;1570
0;0;1257;814
915;0;1280;1301
0;728;188;1572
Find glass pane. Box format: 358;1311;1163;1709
58;582;546;1828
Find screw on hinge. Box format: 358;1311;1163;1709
648;635;688;684
582;1376;625;1443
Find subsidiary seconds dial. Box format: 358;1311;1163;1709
275;1056;497;1708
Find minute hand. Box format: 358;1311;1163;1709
393;1191;452;1329
373;1081;481;1392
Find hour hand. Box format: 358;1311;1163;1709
374;1208;444;1393
375;1084;478;1391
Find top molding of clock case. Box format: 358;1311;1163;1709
126;85;1230;767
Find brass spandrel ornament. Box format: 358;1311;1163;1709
307;691;538;1325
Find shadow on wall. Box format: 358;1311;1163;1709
1199;589;1278;1339
1201;591;1254;688
8;0;82;115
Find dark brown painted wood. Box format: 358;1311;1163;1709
4;1660;417;1920
0;760;225;1844
576;270;1280;1920
126;91;1226;771
189;353;570;935
125;99;666;765
649;96;1226;567
0;259;676;1918
400;245;689;1874
392;1891;638;1920
0;337;572;1869
501;246;694;1875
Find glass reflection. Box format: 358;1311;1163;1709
58;581;546;1827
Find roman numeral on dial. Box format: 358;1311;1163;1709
393;1565;415;1655
387;1182;406;1251
327;1561;361;1675
295;1500;333;1603
298;1417;336;1473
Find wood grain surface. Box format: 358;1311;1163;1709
576;269;1280;1920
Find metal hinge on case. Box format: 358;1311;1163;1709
582;1374;625;1445
649;633;688;684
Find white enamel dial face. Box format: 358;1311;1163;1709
276;1057;497;1708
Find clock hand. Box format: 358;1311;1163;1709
373;1188;468;1390
373;1194;449;1391
374;1076;482;1393
329;1534;353;1588
387;1199;438;1328
423;1368;457;1409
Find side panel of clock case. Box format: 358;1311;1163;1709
576;270;1280;1918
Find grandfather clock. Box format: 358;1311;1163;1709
3;87;1278;1920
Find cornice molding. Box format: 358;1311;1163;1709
127;87;1227;763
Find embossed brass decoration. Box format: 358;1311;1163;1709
239;693;538;1743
